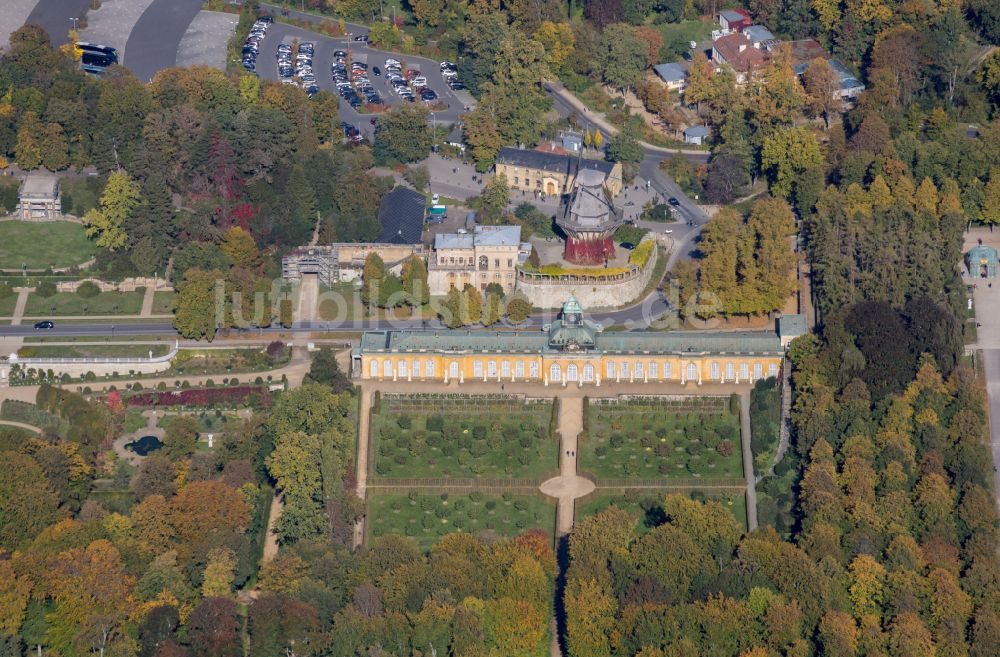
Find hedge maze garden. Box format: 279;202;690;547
367;394;560;546
578;397;743;481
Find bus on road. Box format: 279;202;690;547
75;43;119;74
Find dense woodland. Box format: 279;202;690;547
2;0;1000;655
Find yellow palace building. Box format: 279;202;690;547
352;298;802;387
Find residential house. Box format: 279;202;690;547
653;62;688;91
718;8;752;32
743;25;777;50
683;126;710;145
712;32;766;84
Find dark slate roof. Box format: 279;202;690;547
497;147;572;173
378;187;425;244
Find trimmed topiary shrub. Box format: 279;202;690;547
76;281;100;298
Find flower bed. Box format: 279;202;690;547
123;386;273;409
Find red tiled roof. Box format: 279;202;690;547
713;33;766;72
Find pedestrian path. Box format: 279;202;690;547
539;397;595;537
740;391;759;530
140;285;156;317
11;288;29;326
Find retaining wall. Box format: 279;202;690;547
515;244;658;310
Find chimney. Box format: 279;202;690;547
738;44;746;53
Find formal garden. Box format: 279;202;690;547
24;287;145;316
371;394;559;480
578;396;743;481
367;490;556;548
574;489;748;532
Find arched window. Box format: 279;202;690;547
566;363;579;381
515;361;525;378
663;362;671;379
649;362;658;379
583;364;595;381
754;363;762;380
726;362;735;379
635;362;644;379
550;363;562;381
427;360;435;377
606;361;616;378
487;360;497;378
449;361;459;379
621;362;630;379
369;360;378;377
398;361;408;378
768;362;778;377
473;361;483;378
383;360;393;378
710;362;720;380
501;361;511;378
413;360;421;378
740;363;749;380
686;363;697;381
530;361;539;378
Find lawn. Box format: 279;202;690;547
18;344;171;358
575;490;748;532
24;290;145;316
123;409;148;433
159;411;240;434
0;221;99;270
0;293;17;316
371;395;558;480
152;291;175;314
318;283;437;321
367;491;556;549
657;19;715;52
579;398;743;481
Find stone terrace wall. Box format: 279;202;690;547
515;244;658;310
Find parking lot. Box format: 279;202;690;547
250;21;468;136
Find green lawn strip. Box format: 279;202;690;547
159;411;240;434
317;283;438;321
17;344;171;358
0;221;99;270
152;291;175;314
367;491;556;550
24;290;145;316
24;336;177;343
575;490;748;532
371;399;558;480
0;294;17;316
579;401;743;480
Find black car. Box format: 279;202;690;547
372;66;381;76
333;50;347;58
353;34;368;42
348;96;362;108
421;89;438;102
668;197;680;206
257;15;273;23
448;81;466;90
34;320;54;330
619;242;636;250
682;51;693;62
306;84;320;98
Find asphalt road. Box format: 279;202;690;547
982;349;1000;513
251;21;465;136
123;0;203;82
24;0;93;46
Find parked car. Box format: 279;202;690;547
335;50;347;58
372;65;381;76
668;197;680;206
353;34;369;42
619;242;635;250
421;89;438;102
440;60;457;70
448;81;466;90
257;15;273;23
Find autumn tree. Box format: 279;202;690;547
187;597;241;657
45;540;134;657
597;23;649;95
83;170;142;250
163;415;198;459
803;57;842;129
